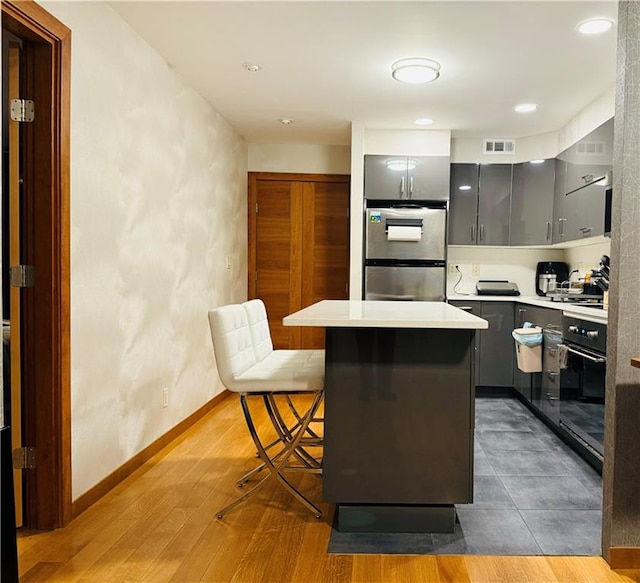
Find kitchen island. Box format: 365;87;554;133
283;300;488;533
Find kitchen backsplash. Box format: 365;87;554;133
447;239;612;297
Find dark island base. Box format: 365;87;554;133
323;326;475;533
336;503;456;533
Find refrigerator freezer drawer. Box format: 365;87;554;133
366;207;446;260
364;265;446;301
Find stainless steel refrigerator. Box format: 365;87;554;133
364;203;447;301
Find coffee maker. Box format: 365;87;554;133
536;261;569;296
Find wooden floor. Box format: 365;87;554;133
17;394;640;583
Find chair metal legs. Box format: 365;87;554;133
216;390;324;520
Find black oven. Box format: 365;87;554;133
559;315;606;461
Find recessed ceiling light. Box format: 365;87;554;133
415;118;434;126
242;62;263;73
391;58;441;84
278;118;294;125
577;18;614;35
458;185;472;191
530;159;545;164
513;103;539;113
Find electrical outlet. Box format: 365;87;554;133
472;264;480;276
448;264;457;275
162;387;169;408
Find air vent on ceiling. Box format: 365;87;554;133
576;141;606;156
483;139;515;155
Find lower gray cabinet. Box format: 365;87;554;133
450;301;513;387
514;303;562;415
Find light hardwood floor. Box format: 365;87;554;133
17;395;640;582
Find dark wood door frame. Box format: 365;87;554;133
2;0;71;529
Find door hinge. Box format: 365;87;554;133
10;265;35;288
10;99;35;123
13;447;36;470
255;203;258;214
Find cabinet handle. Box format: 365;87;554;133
479;224;485;241
545;391;558;401
546;221;551;241
400;176;405;198
518;308;525;327
471;224;476;242
559;218;566;238
582;174;594;184
409;176;413;198
579;226;592;236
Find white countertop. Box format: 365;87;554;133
447;294;608;324
284;300;489;329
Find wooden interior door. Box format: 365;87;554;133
252;178;302;349
7;40;23;528
249;172;350;349
301;181;350;348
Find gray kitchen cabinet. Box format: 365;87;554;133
450;301;513;387
478;164;512;246
553;118;613;243
449;163;511;246
514;304;563;421
510;159;555;246
478;302;514;386
449;301;481;385
364;154;450;201
448;163;479;244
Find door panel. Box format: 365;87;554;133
365;207;446;260
448;163;479;245
254;180;300;348
250;173;349;350
301;181;349;348
7;40;23;528
364;265;446;301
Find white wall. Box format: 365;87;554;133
447;247;565;297
40;1;248;499
248;144;350;174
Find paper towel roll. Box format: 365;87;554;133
387;225;422;241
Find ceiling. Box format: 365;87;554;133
109;1;618;146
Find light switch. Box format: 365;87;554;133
225;255;232;270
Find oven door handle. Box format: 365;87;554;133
560;343;606;363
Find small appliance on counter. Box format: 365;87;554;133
476;280;520;296
536;261;569;296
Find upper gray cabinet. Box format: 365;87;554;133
478;164;512;246
449;163;479;244
553;118;613;243
364;155;450;201
510;159;555;246
449;163;511;246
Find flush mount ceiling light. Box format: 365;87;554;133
242;62;263;73
513;103;539;113
391;58;441;84
577;18;614;35
278;118;294;125
386;159;417;171
415;117;434;126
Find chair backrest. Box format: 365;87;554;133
242;299;274;362
208;304;257;389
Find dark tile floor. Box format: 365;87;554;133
328;396;603;555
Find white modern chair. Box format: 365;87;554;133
208;301;325;519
